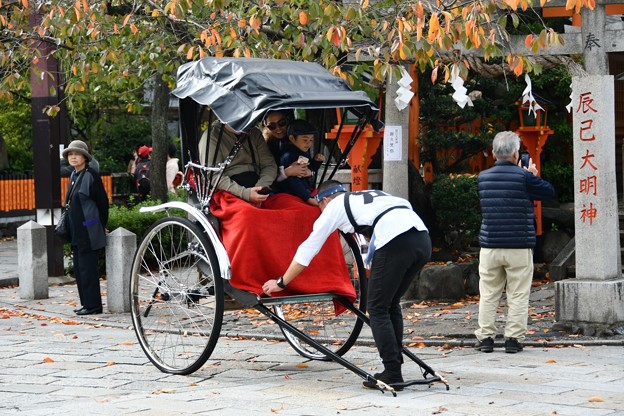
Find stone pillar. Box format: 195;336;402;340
106;228;136;313
581;5;608;76
17;221;49;300
555;75;624;326
382;67;411;199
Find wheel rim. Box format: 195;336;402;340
130;217;223;374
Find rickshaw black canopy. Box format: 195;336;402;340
171;57;379;134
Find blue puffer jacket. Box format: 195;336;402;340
478;161;555;248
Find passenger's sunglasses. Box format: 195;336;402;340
266;119;288;131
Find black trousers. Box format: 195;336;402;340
72;247;103;310
367;228;431;373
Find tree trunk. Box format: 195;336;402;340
150;74;170;202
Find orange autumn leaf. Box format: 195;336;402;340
296;363;309;368
43;357;55;363
513;58;523;77
271;406;285;413
399;44;407;60
545;359;556;363
427;13;439;42
332;29;341;46
151;388;176;394
588;396;604;402
299;11;308;25
106;361;116;366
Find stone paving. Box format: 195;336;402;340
1;237;624;415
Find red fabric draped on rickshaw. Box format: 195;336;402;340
210;191;356;308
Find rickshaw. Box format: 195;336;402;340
129;57;449;395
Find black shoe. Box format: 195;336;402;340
73;307;85;313
363;370;404;391
76;307;103;316
504;338;523;353
475;337;494;353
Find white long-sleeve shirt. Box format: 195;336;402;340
294;191;428;267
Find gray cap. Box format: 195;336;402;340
62;140;92;161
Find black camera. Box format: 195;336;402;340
519;151;530;168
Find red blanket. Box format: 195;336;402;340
210;191;356;306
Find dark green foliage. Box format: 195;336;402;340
418;72;513;175
94;115;152;173
107;191;187;240
541;162;574;203
0;100;33;173
430;174;481;252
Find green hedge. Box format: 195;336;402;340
430;174;481;252
108;191;187;240
541;162;573;203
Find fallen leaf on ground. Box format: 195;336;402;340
588;396;604;402
43;357;55;363
545;359;556;363
296;363;308;368
151;388;176;394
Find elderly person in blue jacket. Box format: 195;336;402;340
474;131;555;354
62;140;109;316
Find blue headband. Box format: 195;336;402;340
315;184;346;203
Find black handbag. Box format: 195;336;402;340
54;208;70;242
55;170;84;243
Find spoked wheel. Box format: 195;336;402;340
130;216;223;375
276;232;367;360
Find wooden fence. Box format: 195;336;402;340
0;173;114;212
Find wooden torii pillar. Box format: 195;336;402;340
30;8;65;276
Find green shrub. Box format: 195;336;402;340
0;101;32;173
95;115;152;173
431;174;481;252
107;192;187;240
541;162;573;203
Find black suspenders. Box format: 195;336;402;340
343;192;409;238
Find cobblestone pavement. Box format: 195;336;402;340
1;237;624;415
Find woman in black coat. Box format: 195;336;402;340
62;140;109;315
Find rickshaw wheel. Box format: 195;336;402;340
130;216;224;375
276;232;367;360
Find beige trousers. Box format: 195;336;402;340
475;248;533;342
